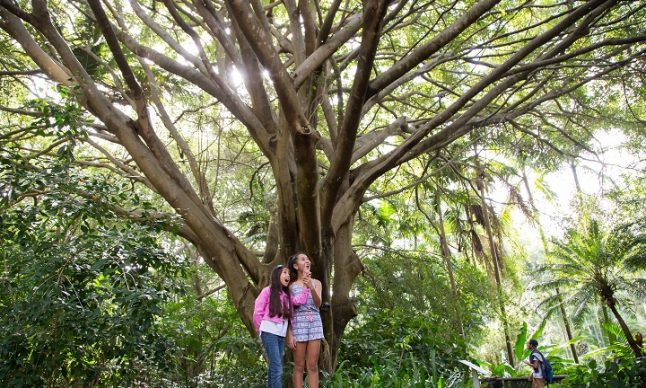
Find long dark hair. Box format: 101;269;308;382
269;265;291;319
287;253;305;285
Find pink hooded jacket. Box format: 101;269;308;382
253;286;292;333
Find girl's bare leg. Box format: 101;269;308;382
292;342;307;388
306;340;321;387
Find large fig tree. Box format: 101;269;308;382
1;0;644;369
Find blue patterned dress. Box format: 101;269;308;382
290;283;324;342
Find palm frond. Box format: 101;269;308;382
602;322;627;342
538;217;644;332
471;229;484;257
623;252;646;270
533;278;577;292
534;173;556;202
571;300;595;326
621;278;646;299
509;185;534;222
470;204;485;226
568;286;598;321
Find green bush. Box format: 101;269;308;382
0;161;182;386
326;308;468;387
152;293;266;387
561;344;646;387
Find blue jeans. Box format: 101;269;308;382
260;332;285;388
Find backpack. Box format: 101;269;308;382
532;349;554;384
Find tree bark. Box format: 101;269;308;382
329;216;363;369
606;297;643;357
2;0;643;374
600;302;613;344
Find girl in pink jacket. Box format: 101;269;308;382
253;265;292;388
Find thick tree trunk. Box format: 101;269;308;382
3;0;643;377
329;217;363;369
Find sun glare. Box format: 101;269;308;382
229;67;244;87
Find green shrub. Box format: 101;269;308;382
561;344;646;387
0;161;182;386
326;307;468;387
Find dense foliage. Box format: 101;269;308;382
0;158;182;385
562;344;646;387
1;0;645;385
327;250;490;386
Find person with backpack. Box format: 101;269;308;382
524;338;554;387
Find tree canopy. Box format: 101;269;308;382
1;0;645;370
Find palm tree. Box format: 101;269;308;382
536;218;645;357
521;169;579;363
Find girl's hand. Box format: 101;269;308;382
286;332;296;350
286;326;295;349
303;271;312;289
288;336;297;350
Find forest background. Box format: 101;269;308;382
1;0;645;386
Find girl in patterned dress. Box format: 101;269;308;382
287;253;323;388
